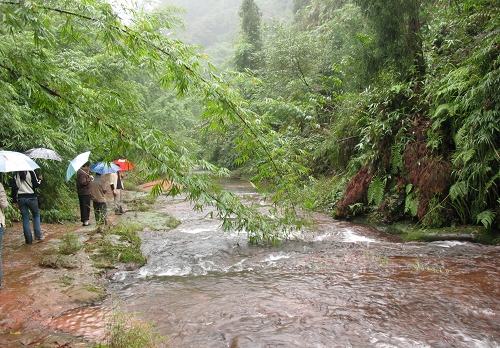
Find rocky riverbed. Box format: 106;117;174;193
0;183;173;347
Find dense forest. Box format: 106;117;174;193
0;0;499;243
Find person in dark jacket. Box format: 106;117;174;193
11;170;42;244
77;161;94;226
90;172;107;225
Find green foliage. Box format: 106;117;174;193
0;0;311;243
476;210;495;230
420;196;447;228
367;177;385;206
427;0;500;225
390;143;404;174
404;184;418;218
292;1;371;90
233;0;263;71
233;41;258;72
2;0;499;236
449;181;470;224
354;0;426;80
239;0;262;49
97;307;165;348
58;233;83;255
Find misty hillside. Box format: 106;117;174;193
158;0;294;64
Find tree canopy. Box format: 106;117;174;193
0;0;302;243
212;0;500;233
2;0;499;242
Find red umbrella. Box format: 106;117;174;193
113;158;136;171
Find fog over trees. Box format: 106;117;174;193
1;0;499;242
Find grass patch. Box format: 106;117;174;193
87;222;147;266
360;217;490;243
392;223;485;242
475;228;500;245
84;284;107;299
137;195;157;205
59;275;74;286
93;307;166;348
412;259;451;274
58;232;83;255
125;193;157;212
92;262;117;269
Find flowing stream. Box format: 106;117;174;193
57;179;500;347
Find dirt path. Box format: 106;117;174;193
0;222;105;347
0;188;149;347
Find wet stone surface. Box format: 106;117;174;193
1;180;500;348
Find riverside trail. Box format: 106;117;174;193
0;181;168;347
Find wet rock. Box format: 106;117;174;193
38;255;79;269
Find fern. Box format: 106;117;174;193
449;181;470;224
367;177;385;206
404;184;418;217
449;181;468;201
476;210;495;229
390;144;403;174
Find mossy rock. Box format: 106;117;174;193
352;216;499;244
38;254;79;269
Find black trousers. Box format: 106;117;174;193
78;194;91;222
93;201;107;225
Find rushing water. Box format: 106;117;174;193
58;179;500;347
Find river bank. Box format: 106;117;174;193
0;220;109;347
0;183;174;347
351;216;499;245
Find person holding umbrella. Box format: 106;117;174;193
90;172;108;226
77;161;93;226
11;170;43;244
88;161;120;225
0;176;9;288
109;170;126;214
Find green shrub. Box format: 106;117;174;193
58;233;83;255
95;308;166;348
88;222;147;266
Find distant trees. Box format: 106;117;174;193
233;0;262;71
292;0;311;14
354;0;425;80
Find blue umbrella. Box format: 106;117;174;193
0;150;40;172
90;161;121;175
66;151;91;181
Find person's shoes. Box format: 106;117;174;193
82;222;90;226
35;236;44;242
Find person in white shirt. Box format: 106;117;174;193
0;180;9;288
109;171;126;214
11;171;42;244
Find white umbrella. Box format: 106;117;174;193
0;150;40;172
24;147;63;161
66;151;91;181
